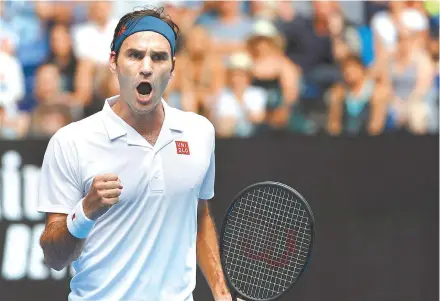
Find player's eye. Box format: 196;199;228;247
129;51;143;60
151;53;168;61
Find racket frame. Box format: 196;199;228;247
219;181;315;301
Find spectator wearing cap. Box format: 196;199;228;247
247;19;300;130
165;25;225;117
213;52;267;138
327;55;389;136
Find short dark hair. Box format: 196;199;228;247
110;6;179;60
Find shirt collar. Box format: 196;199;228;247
101;95;184;146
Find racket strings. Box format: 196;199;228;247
223;186;312;299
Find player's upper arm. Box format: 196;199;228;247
37;127;83;214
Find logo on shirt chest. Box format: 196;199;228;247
175;141;190;155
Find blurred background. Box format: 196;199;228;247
0;0;439;137
0;1;438;300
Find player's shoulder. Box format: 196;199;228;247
170;106;215;137
50;111;105;144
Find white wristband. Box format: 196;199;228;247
67;199;96;239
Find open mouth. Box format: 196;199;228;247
136;82;152;96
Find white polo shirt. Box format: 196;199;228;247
37;96;216;301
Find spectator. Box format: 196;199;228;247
71;1;117;66
46;23;94;106
70;1;116;106
2;1;53;95
194;1;221;26
213;52;267;138
0;50;27;139
428;20;439;87
0;0;19;55
46;24;77;95
201;1;254;57
370;1;406;55
112;1;163;20
384;26;436;135
248;0;280;21
162;0;199;54
276;1;296;23
19;64;83;123
48;1;89;26
26;103;72;138
2;1;52;64
364;0;388;25
277;1;352;98
0;51;24;114
428;14;439;133
83;68;119;117
370;2;429;79
327;55;389;136
0;106;4;135
166;25;225;116
96;68;120;100
247;19;300;130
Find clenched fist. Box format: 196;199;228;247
83;174;123;220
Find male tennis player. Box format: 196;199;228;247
37;7;232;301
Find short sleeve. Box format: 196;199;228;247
198;125;215;200
37;129;83;214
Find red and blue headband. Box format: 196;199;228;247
114;16;176;55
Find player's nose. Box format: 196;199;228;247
139;57;153;77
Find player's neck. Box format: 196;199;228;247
113;98;165;137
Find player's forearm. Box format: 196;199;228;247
197;208;230;299
40;220;84;271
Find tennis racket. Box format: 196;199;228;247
219;181;315;301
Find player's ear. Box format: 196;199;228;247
109;51;117;74
170;56;176;77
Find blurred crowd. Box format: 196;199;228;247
0;0;439;139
